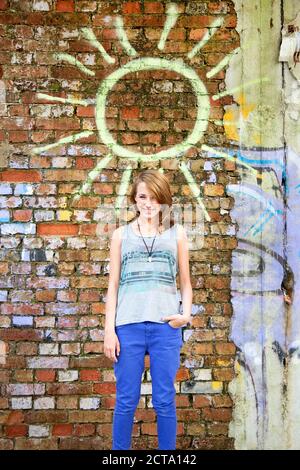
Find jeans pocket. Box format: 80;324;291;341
167;322;182;330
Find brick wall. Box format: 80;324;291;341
0;0;239;450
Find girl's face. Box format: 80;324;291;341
134;182;161;219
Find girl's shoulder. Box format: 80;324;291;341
175;223;188;241
111;224;127;243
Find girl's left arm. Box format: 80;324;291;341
161;225;193;328
177;224;193;326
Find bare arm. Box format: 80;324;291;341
177;224;193;325
161;224;193;328
104;226;122;333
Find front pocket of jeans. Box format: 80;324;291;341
167;322;182;330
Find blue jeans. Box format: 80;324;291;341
112;321;183;450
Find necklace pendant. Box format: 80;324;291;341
148;256;152;262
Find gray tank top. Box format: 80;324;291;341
115;221;181;327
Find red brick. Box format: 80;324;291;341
120;107;140;120
0;330;42;342
210;94;233;106
122;2;141;14
24;410;67;424
36;290;56;302
5;66;47;79
224;15;237;28
52;424;73;436
141;133;162;145
0;170;41;183
0;263;8;274
13;210;32;222
74;424;95;436
15;437;58;450
93;383;116;394
9;105;29;116
125;15;164;27
2;304;43;316
0;12;22;24
16;343;37;355
189;29;206;41
47;383;92;395
213;369;234;381
37;223;79;236
215;342;236;355
202;408;232;422
6;411;25;425
70;196;100;208
97;423;114;436
0;0;8;10
121;132;139;145
56;0;75;12
102;28;117;39
31;131;54;144
76;106;95;117
79;224;97;236
135;410;156;422
216;238;238;250
223;303;233;316
75;157;94;170
0;370;10;383
205;276;230;289
177;409;201;421
143;108;160;120
214;29;236;41
211;290;231;302
208;1;228;13
144;2;164;13
179;15;216;27
212;396;233;408
35;118;80;131
194;396;211;408
80;370;101;382
93;183;114;195
8;131;29;142
84;343;102;354
36;370;56;382
56;397;78;409
141;423;157;435
5;425;27;438
204;184;224;196
0;38;13;50
176;368;190;381
176;395;190;408
101;396;115;409
208;423;229;436
0;399;9;409
193;343;214;355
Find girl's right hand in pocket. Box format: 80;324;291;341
104;331;120;363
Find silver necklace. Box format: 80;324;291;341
136;218;158;263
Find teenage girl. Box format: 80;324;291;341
104;169;193;450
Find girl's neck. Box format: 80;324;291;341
137;215;160;230
134;217;163;236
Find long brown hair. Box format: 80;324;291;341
129;169;175;233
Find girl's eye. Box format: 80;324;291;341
138;195;158;202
